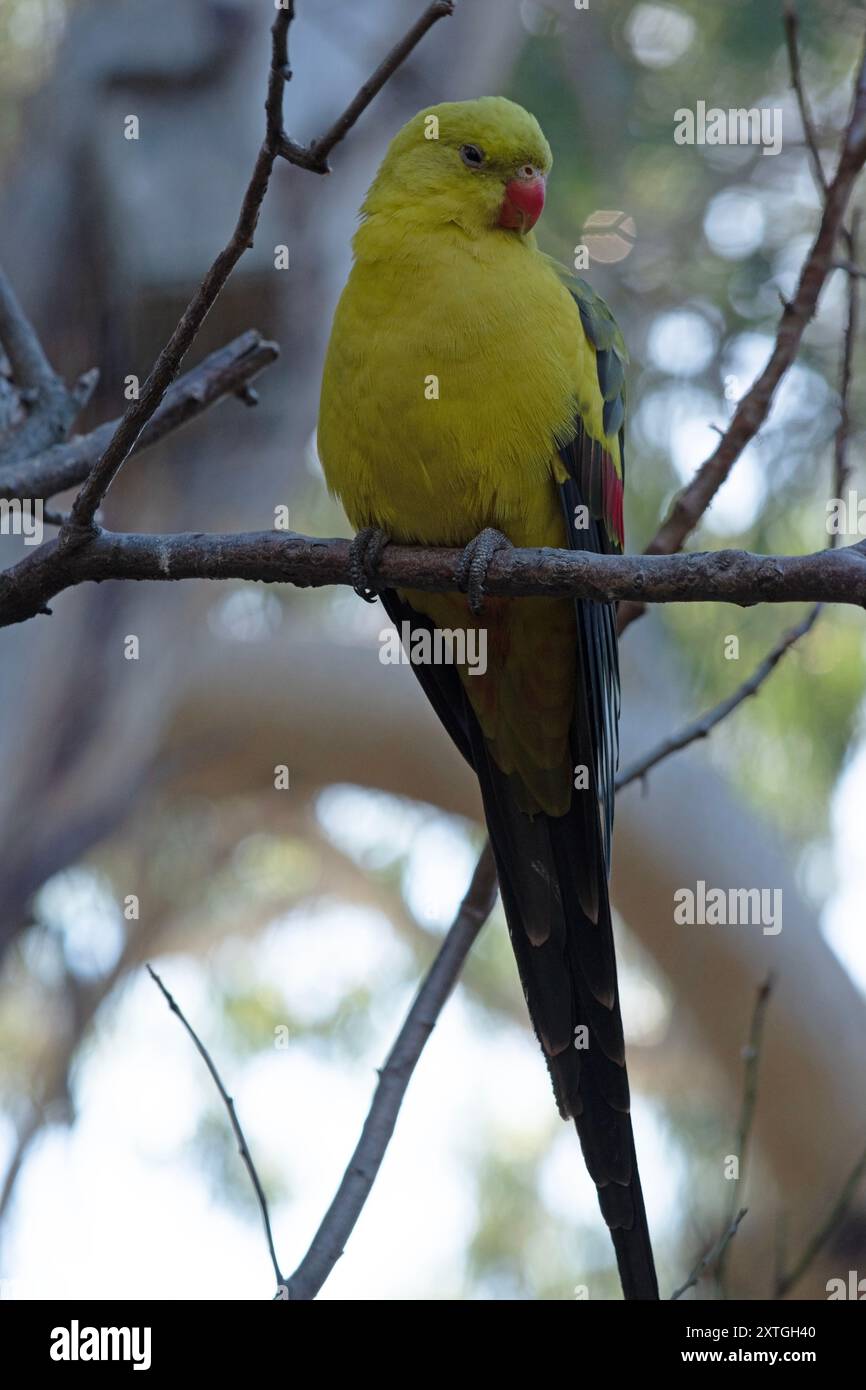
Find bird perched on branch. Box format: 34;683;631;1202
318;96;657;1300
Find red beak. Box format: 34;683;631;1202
498;175;546;232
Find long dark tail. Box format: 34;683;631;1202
466;720;659;1301
378;589;658;1300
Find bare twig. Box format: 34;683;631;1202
716;977;773;1290
279;1;456;173
784;2;828;195
776;1141;866;1297
833;213;861;514
0;265;99;465
0;331;278;503
285;841;498;1300
787;4;862;513
147;964;283;1291
615;607;821;792
63;1;455;534
2;532;866;630
670;1208;749;1301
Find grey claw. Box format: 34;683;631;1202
349;526;391;603
456;527;512;615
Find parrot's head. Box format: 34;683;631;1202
360;97;552;241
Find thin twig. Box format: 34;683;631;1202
670;1208;749;1301
787;4;862;513
784;2;828;195
63;1;455;535
287;1;456;172
615;607;821;792
147;964;283;1290
775;1141;866;1296
285;841;498;1300
716;977;773;1291
833;212;861;516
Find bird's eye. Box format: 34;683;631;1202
460;143;485;169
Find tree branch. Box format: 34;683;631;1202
670;1208;749;1301
0;265;59;396
278;1;456;173
285;841;497;1300
0;265;99;465
616;119;864;791
62;1;455;535
717;977;773;1290
784;1;828;196
669;982;771;1298
1;531;866;630
615;608;822;793
618;24;866;632
834;212;861;512
0;331;278;503
147;964;284;1291
651;36;866;553
786;2;862;513
61;7;296;532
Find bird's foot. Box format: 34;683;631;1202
349;526;391;602
456;527;513;616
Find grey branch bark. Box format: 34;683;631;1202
0;265;99;465
1;530;865;631
0;331;278;502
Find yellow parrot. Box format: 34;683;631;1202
318;96;657;1300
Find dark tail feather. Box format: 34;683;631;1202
605;1138;658;1300
469;723;659;1302
376;589;658;1299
